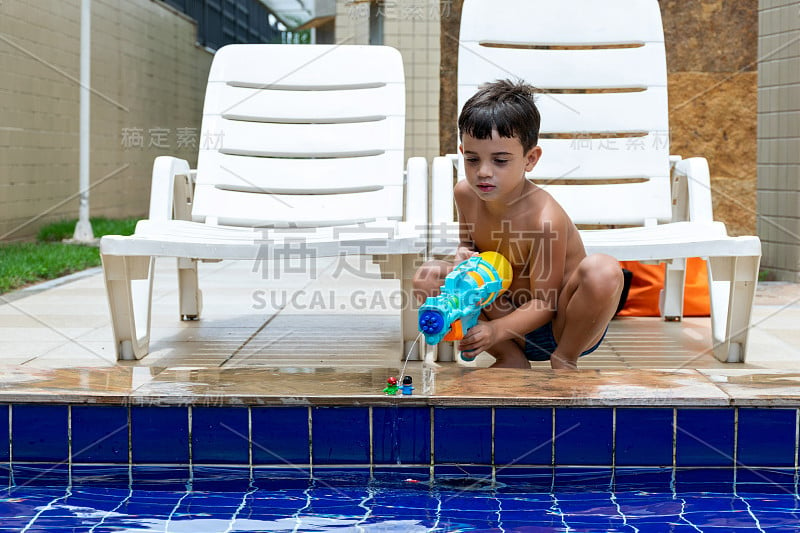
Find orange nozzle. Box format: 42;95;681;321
443;319;464;341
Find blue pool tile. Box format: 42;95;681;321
0;406;7;462
737;408;797;467
12;405;68;462
613;467;673;492
494;408;552;466
615;408;673;466
681;492;749;514
71;406;128;463
372;466;431;484
121;490;188;516
373;407;430;465
192;407;249;464
495;467;553;492
557;493;623;522
433;407;491;464
496;516;563;531
131;407;189;464
433;464;493;486
554;517;627;532
58;491;130;516
676;409;735;466
613;491;684;519
70;465;131;486
626;521;700;532
252;407;309;465
251;467;311;490
736;468;796;494
437;493;504;515
553;467;612;492
554;408;613;466
131;465;191;490
11;463;70;486
191;465;253;491
674;467;734;492
312;407;369;464
312;467;372;485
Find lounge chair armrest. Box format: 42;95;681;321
405;156;428;227
148;156;193;222
430;156;458;258
671;156;714;224
431;156;456;225
443;152;468;181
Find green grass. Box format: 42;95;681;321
35;217;137;242
0;217;138;294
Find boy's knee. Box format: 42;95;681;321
579;254;624;298
412;260;452;303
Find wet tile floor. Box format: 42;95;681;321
0;257;799;406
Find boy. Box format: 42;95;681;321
414;80;623;370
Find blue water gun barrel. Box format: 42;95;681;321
418;252;512;357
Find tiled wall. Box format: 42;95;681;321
757;0;800;281
0;0;212;240
336;0;441;163
3;405;798;473
1;0;439;240
383;3;441;163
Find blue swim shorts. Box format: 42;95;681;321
523;322;607;361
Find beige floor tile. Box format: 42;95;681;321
698;369;800;406
1;260;799;378
0;326;97;343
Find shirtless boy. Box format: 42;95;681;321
414;80;624;369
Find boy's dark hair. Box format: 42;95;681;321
458;79;541;152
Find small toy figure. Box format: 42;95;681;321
400;375;414;395
383;376;399;395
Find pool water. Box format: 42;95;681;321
3;473;800;532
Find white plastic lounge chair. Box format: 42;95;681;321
100;44;428;361
430;0;762;362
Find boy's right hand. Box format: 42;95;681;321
458;320;497;357
454;247;479;264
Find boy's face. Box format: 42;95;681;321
460;130;542;203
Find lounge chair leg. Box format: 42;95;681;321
375;253;425;361
708;255;760;363
436;342;455;362
660;258;686;321
177;257;202;320
101;254;155;361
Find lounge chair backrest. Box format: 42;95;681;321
459;0;671;225
193;44;406;227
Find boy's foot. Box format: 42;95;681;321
550;353;578;370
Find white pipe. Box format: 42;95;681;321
73;0;94;241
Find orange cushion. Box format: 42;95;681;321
617;258;710;317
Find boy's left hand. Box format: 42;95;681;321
458;321;497;356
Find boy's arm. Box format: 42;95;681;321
453;181;479;262
459;205;570;353
511;205;567;332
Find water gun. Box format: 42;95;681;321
418;251;512;361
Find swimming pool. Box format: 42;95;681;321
1;364;799;531
3;467;800;531
3;398;800;531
